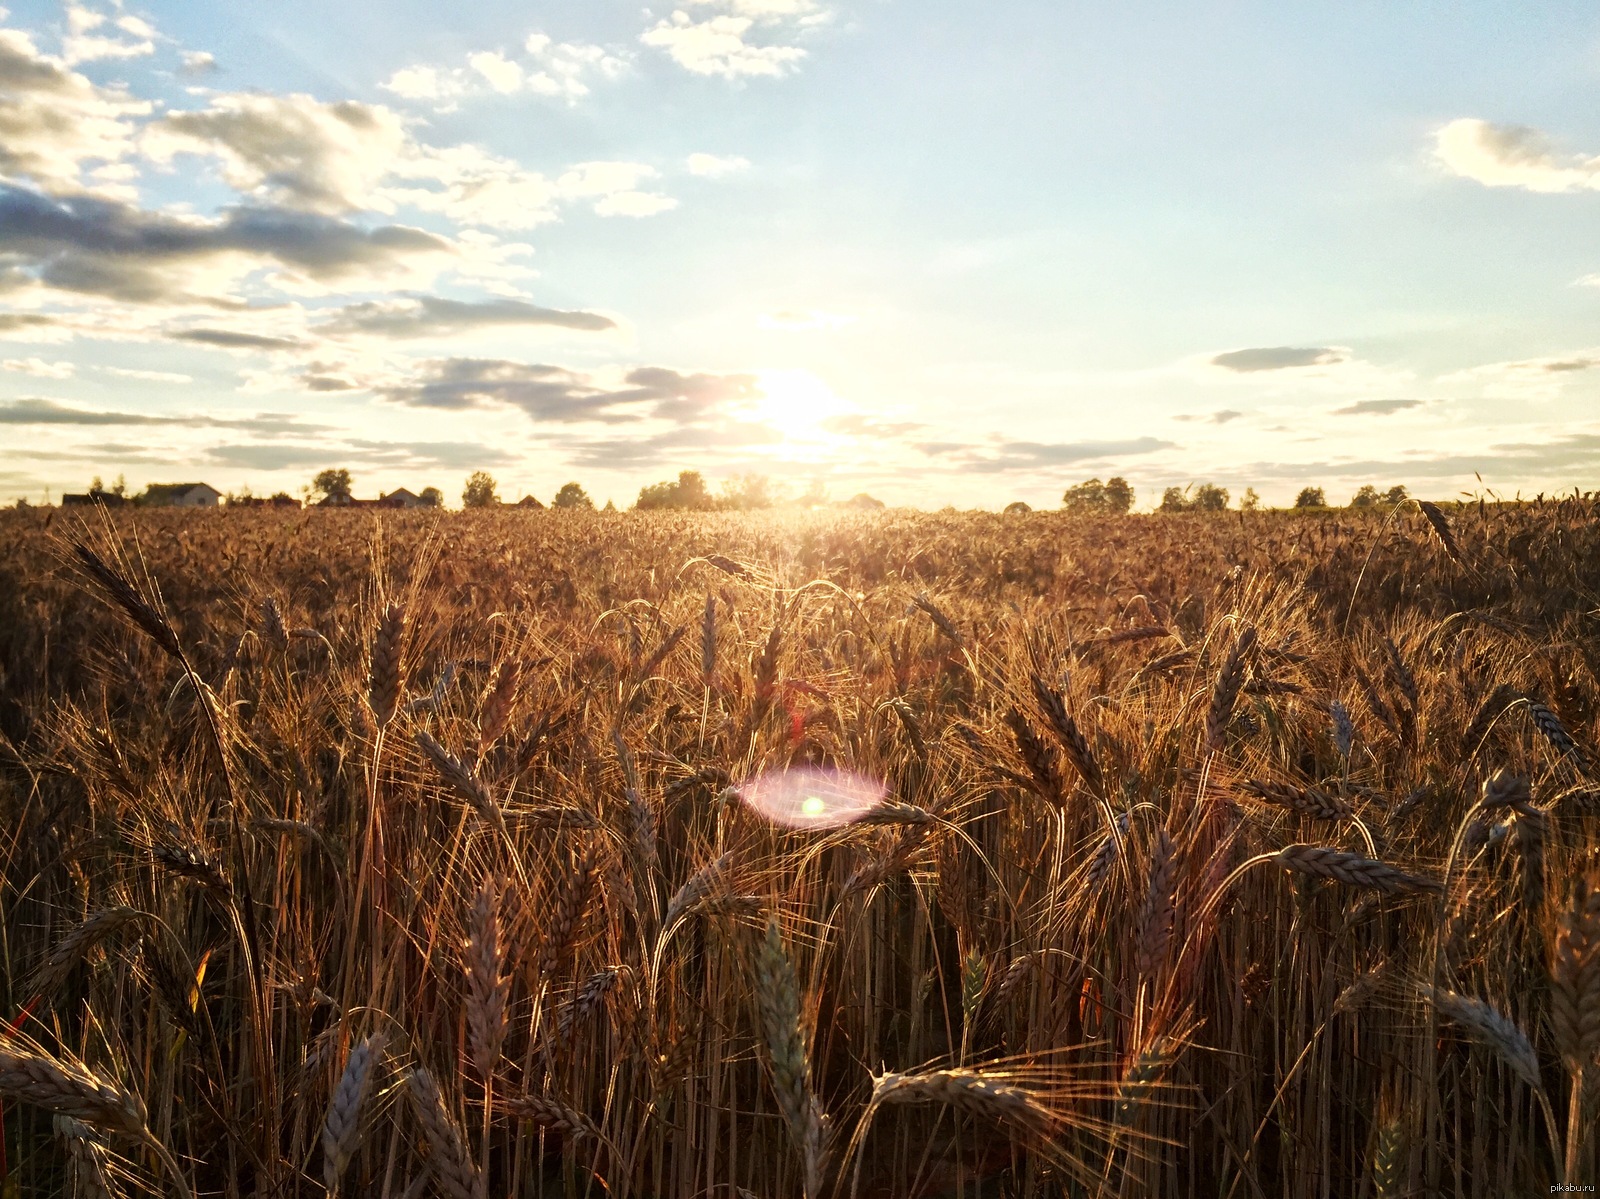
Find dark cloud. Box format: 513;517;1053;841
1540;358;1596;373
0;184;452;304
0;397;330;435
1331;399;1424;416
321;296;615;338
169;328;306;351
0;313;58;333
208;439;517;471
1174;409;1244;425
919;436;1175;473
302;374;358;391
0;397;168;425
379;358;759;425
1211;346;1346;372
563;422;785;468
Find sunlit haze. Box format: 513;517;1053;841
2;0;1598;507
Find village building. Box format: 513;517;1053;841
143;483;222;507
61;492;127;507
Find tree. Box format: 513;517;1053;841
313;468;353;501
1240;487;1261;512
719;473;774;510
1160;486;1189;512
1063;477;1107;513
553;482;593;510
419;486;443;508
636;469;714;510
1191;483;1229;512
1350;484;1380;508
462;471;499;508
1062;477;1134;515
1295;487;1326;508
1384;484;1408;505
1103;477;1134;514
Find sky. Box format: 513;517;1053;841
1;0;1598;509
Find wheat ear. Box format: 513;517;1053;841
322;1032;386;1193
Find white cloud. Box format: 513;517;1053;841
143;93;409;213
62;2;155;65
382;31;628;107
3;356;74;377
0;23;151;192
1435;118;1600;194
687;151;750;176
469;50;523;93
380;64;447;101
179;49;216;75
641;12;807;79
102;366;192;383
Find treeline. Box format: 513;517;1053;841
1054;477;1415;514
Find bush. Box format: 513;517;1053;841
1295;487;1327;509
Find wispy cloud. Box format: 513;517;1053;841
1331;399;1424;416
918;436;1175;474
319;296;616;338
382;31;629;108
642;3;817;80
1210;346;1347;372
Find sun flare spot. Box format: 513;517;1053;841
753;368;849;441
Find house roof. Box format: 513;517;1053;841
145;482;218;498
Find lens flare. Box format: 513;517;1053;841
738;765;886;830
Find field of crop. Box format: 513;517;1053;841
0;500;1596;1198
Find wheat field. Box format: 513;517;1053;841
0;499;1596;1198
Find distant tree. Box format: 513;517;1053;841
1240;487;1261;512
637;469;714;510
844;493;885;510
1062;478;1107;513
1295;486;1326;508
719;473;774;510
462;471;499;508
1103;477;1134;514
1191;483;1229;512
88;475;104;495
419;486;443;508
553;481;593;510
1350;484;1380;508
796;478;828;509
602;499;617;512
110;473;126;497
1004;501;1032;514
1384;484;1408;505
313;468;353;501
1159;486;1189;512
269;491;295;505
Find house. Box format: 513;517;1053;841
516;495;545;509
144;482;221;507
377;488;430;509
62;492;127;507
316;493;372;508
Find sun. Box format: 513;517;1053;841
752;369;850;442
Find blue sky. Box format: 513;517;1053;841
1;0;1598;507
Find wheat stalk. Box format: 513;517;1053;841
322;1031;386;1193
367;600;406;728
1275;845;1441;895
405;1066;480;1199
